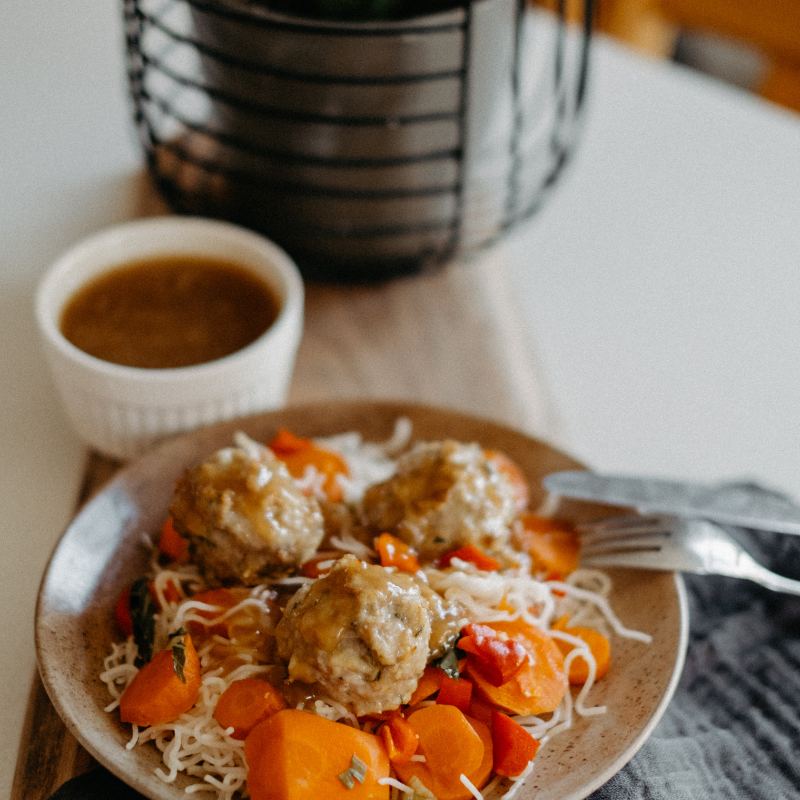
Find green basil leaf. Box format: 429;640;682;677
349;754;367;784
169;627;189;683
433;647;460;680
130;577;155;666
338;770;355;789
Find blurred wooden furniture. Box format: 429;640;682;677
595;0;800;111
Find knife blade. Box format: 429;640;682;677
542;471;800;535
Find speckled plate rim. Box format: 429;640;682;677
36;399;688;800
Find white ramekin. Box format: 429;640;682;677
35;216;304;460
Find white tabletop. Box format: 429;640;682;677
3;0;800;794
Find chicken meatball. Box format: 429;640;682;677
414;579;462;660
275;555;432;715
361;439;517;560
169;442;324;585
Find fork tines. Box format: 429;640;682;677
577;513;672;557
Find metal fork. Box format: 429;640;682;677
578;514;800;596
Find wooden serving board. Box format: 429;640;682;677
13;245;556;799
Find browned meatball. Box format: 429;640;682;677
275;555;432;715
169;442;324;585
361;440;518;560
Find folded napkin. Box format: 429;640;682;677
49;483;800;800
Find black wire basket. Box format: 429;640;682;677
123;0;592;282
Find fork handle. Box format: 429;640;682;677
743;556;800;596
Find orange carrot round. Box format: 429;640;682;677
376;532;420;573
436;674;473;714
185;587;246;638
408;665;444;706
554;624;611;684
213;677;287;739
244;708;390;800
299;553;340;579
119;633;201;726
394;707;493;800
463;619;567;716
516;514;580;578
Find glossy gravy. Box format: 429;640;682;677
60;255;281;369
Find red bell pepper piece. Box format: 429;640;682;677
380;712;420;765
376;532;421;574
439;545;500;572
158;516;188;561
115;585;134;637
458;623;528;687
436;674;473;714
491;709;540;777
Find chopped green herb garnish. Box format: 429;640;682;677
349;754;367;784
408;776;437;799
130;576;155;666
338;770;355;789
169;627;189;683
338;753;368;788
434;647;460;680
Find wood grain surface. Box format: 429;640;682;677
13;244;556;800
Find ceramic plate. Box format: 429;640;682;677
36;400;688;800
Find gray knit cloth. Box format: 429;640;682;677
591;495;800;800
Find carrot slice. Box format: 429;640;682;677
185;587;247;637
186;586;250;639
516;514;580;577
119;633;201;726
213;677;287;739
467;694;496;728
464;620;568;716
376;532;421;574
436;674;473;714
269;428;349;503
159;516;188;561
408;666;444;705
244;708;390;800
485;449;530;512
380;712;419;766
491;710;540;777
300;553;340;579
554;625;611;684
394;707;493;800
439;545;500;572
